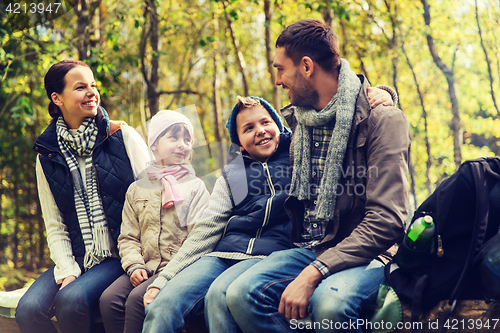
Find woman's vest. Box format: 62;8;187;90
214;132;292;256
33;108;135;271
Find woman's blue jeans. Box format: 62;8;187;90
15;257;124;333
226;248;385;333
142;256;260;333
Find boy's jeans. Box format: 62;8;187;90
142;256;260;333
226;248;385;333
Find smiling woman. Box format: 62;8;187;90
49;65;100;129
14;60;150;333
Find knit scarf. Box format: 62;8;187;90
56;116;112;271
146;163;195;212
289;58;362;220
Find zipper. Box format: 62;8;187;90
246;161;276;254
437;235;444;257
222;215;238;239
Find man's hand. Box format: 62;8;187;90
367;87;393;108
59;275;77;290
278;265;324;320
143;287;160;307
130;268;148;287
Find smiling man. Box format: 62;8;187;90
226;19;411;333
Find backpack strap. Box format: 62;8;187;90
449;161;490;303
481;157;500;181
411;274;428;333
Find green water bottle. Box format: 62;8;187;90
405;215;435;252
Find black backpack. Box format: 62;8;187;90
385;157;500;332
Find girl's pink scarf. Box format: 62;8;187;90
146;164;194;208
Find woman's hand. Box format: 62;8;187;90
59;275;77;290
143;287;160;307
130;269;148;287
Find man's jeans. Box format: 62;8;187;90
226;248;385;333
15;257;124;333
142;256;260;333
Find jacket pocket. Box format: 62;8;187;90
135;198;153;224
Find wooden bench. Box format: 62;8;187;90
4;287;499;333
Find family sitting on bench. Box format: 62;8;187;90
15;19;409;333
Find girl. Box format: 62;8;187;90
99;110;210;333
15;60;150;333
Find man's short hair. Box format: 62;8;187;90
276;19;340;72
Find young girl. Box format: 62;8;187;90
99;110;210;333
16;60;150;333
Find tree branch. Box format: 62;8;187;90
158;90;199;96
475;0;500;118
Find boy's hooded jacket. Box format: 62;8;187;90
214;131;292;255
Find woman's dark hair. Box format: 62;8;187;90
44;59;90;121
276;19;340;73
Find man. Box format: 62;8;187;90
225;19;410;333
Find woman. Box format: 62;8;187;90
15;60;150;333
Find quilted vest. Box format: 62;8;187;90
214;131;292;255
33;108;135;271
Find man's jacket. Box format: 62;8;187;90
282;76;410;275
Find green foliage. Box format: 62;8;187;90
1;0;499;275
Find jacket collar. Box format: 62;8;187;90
34;106;111;153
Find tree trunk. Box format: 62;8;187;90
354;47;370;84
0;170;3;244
90;0;102;49
384;0;401;110
76;0;90;60
221;0;248;96
264;0;279;110
421;0;462;170
339;18;348;60
402;42;432;196
212;8;226;170
475;0;500;118
140;0;160;118
13;178;19;266
321;3;334;28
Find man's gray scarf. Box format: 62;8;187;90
56;116;112;270
289;58;361;220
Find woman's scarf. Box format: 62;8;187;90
56;116;112;271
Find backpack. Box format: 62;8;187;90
385;157;500;332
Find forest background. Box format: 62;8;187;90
1;0;499;291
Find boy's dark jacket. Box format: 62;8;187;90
282;76;410;275
33;108;135;272
214;131;292;255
